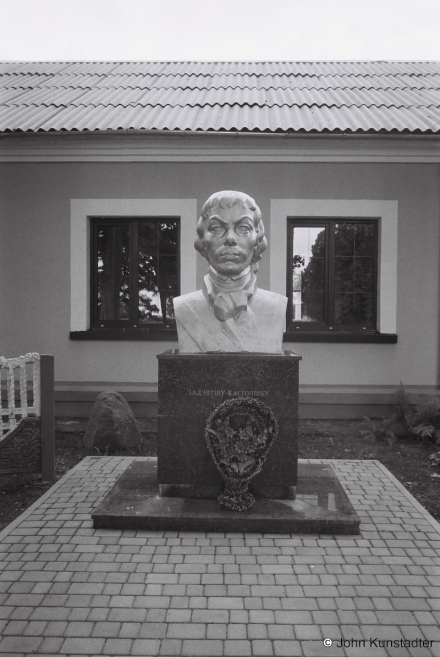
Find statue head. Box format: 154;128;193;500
195;191;267;277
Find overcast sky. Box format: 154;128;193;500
1;0;439;61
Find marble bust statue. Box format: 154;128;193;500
173;190;287;353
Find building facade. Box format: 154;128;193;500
1;61;440;418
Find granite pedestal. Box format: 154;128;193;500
156;350;301;500
92;459;360;534
92;349;360;534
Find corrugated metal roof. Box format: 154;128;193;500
0;61;439;134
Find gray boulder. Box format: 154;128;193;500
84;391;141;452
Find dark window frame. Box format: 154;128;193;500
285;217;380;336
89;216;180;334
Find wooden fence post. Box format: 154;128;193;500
40;354;55;482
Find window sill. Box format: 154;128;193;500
70;329;178;341
70;329;396;344
283;331;397;343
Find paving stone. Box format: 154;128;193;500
103;637;133;654
23;620;48;636
192;609;229;623
60;637;105;654
208;596;244;609
252;639;274;655
2;619;28;635
37;636;65;653
269;624;295;640
91;621;121;637
421;625;440;641
181;639;223;655
165;609;191;623
275;610;313;624
5;593;44;606
281;598;318;610
273;639;302;656
131;638;161;655
294;624;322;640
65;620;94;636
167;623;206;639
226;623;246;639
206;623;227;639
159;638;183;655
224;639;252;655
413;610;438;624
312;610;339;624
248;623;268;639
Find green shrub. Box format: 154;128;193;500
359;415;397;445
360;383;440;445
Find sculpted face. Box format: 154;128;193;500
202;204;259;277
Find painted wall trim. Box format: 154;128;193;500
2;134;440;162
70;198;197;332
52;382;439;395
270;199;398;334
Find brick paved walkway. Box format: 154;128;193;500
0;457;439;657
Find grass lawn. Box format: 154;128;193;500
1;419;439;532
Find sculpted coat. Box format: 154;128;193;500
174;283;287;353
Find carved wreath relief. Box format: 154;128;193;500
205;397;278;511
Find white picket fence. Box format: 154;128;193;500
0;353;41;440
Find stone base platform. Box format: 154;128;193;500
92;459;360;534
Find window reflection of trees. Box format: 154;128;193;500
334;223;374;326
292;222;375;328
96;220;178;326
138;222;178;324
300;229;326;322
97;226;130;321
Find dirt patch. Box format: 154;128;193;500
0;420;439;532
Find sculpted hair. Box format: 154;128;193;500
195;190;267;264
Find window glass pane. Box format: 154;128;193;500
97;225;130;320
334;293;353;324
139;222;158;254
159;222;178;254
138;221;178;324
354;257;374;291
159;255;178;290
138;254;160;323
355;223;375;256
354;293;374;323
335;257;354;292
334;223;375;326
292;226;325;322
335;292;373;325
289;220;376;331
335;223;354;256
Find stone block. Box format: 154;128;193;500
157;351;300;499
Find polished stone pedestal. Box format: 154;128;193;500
156;350;301;500
92;459;360;534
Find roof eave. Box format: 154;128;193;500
2;127;440;139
